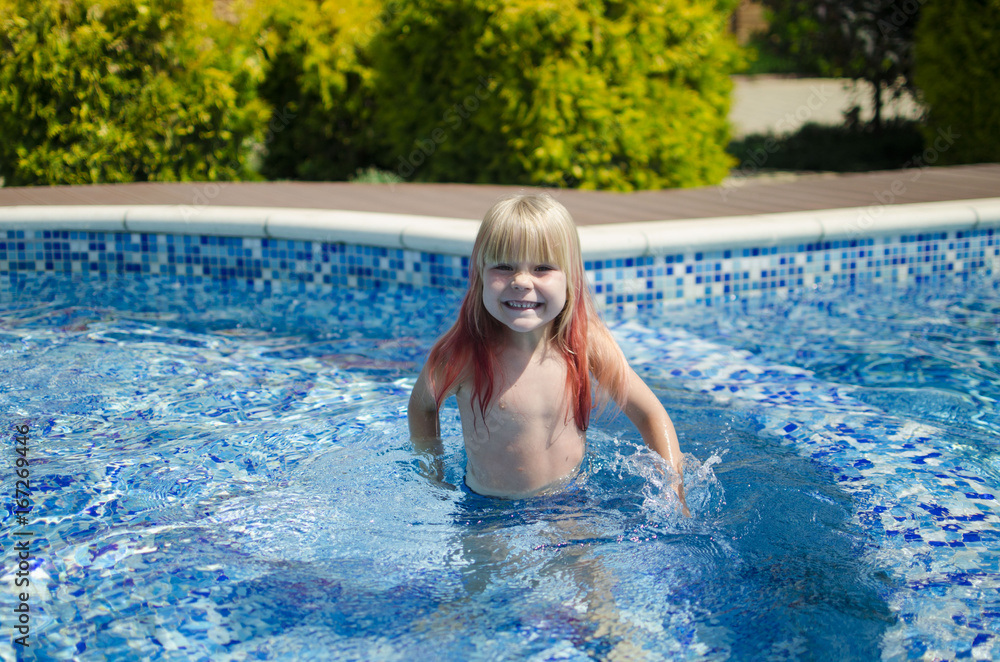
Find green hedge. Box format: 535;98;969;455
728;120;924;174
0;0;267;186
1;0;744;189
914;0;1000;165
369;0;741;191
247;0;384;181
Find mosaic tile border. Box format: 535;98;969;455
2;226;998;308
0;230;469;291
1;200;998;307
587;227;1000;307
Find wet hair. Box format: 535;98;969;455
425;193;630;430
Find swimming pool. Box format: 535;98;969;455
2;269;997;660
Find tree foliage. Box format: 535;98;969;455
368;0;742;191
914;0;1000;165
242;0;384;181
758;0;922;129
1;0;744;190
0;0;268;186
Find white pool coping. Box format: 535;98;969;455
2;197;999;259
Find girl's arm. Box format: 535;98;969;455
622;368;690;516
408;364;450;486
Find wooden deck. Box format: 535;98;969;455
0;163;997;226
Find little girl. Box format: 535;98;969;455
409;193;687;514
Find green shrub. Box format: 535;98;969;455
728;120;924;174
739;34;815;76
740;16;826;77
0;0;268;186
370;0;742;191
245;0;384;181
914;0;1000;165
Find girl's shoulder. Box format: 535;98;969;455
426;352;472;397
587;320;626;361
587;320;631;405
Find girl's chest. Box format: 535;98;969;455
489;355;570;422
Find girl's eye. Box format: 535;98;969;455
535;265;555;272
493;264;513;271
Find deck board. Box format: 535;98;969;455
0;163;997;226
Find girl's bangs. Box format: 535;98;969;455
478;216;570;271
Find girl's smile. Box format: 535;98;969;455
484;260;567;336
504;300;541;309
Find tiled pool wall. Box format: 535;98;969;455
588;227;999;306
0;230;463;290
2;225;998;307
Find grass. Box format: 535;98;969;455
349;166;404;184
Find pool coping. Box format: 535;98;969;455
2;197;1000;259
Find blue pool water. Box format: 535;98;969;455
1;272;998;660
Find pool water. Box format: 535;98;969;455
1;272;998;660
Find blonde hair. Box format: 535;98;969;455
427;193;630;429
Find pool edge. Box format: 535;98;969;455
2;197;999;259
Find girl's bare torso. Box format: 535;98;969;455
456;346;585;498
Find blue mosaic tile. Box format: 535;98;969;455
2;226;998;306
606;312;1000;661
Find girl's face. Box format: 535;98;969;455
482;258;568;339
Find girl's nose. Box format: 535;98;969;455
511;271;532;289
